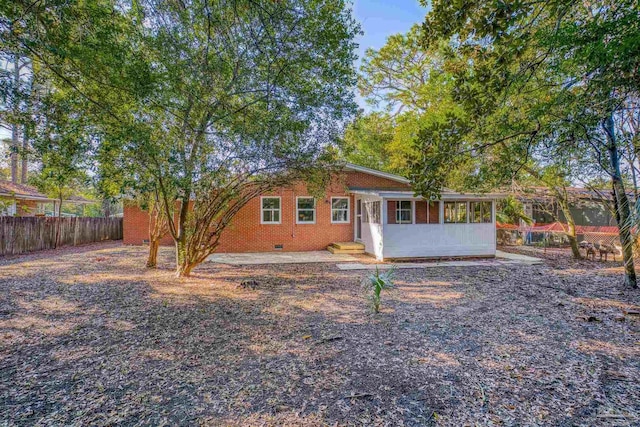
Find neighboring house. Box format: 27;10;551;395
123;164;499;260
0;181;92;217
496;187;624;247
517;187;618;227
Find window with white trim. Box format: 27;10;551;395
36;203;47;215
444;201;468;223
331;197;350;223
261;197;281;224
482;201;492;223
296;197;315;223
395;200;412;224
470;201;492;223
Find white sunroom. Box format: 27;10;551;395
351;189;497;261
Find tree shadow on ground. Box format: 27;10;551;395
1;244;639;425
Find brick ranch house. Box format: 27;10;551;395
0;181;91;217
123;164;498;260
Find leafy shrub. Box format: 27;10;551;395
364;266;395;313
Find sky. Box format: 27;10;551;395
351;0;429;109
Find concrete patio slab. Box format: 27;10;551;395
207;250;358;265
495;250;543;264
335;251;543;271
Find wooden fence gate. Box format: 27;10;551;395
0;217;123;256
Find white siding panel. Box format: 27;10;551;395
382;223;496;258
361;221;383;259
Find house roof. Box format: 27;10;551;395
0;180;93;203
0;181;50;201
512;186;626;202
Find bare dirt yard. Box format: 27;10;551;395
1;243;639;426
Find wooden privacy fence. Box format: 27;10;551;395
0;217;123;256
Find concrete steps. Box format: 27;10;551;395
327;242;365;254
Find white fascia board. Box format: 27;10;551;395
377;191;504;200
0;193;56;202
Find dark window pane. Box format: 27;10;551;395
298;210;314;222
332;198;348;209
298;198;314;209
470;202;481;223
332;210;347;222
444;202;455;223
456;202;467;223
262;198;280;209
482;201;492;223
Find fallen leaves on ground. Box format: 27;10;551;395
0;243;638;426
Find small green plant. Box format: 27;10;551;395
364;266;395;313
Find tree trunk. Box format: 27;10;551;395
175;238;194;277
557;198;582;259
567;228;581;259
174;198;191;277
146;239;160;268
102;199;111;218
146;192;170;269
176;259;195;277
10;55;19;184
10;125;18;183
604;113;637;288
21;123;28;184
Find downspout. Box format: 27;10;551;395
290;189;296;239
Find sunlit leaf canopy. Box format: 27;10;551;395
2;0;361;275
3;0;359;193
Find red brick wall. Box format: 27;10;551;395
416;201;427;224
428;201;440;224
123;170;411;251
342;171;409;190
123;202;175;246
387;200;397;224
16;199;38;217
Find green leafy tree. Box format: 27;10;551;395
415;0;639;286
5;0;360;277
29;93;89;245
496;196;532;226
353;24;477;181
342;112;395;172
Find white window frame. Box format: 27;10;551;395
296;196;316;224
36;202;47;215
260;196;281;224
469;200;492;224
0;200;16;216
330;197;350;224
444;201;469;224
395;200;412;224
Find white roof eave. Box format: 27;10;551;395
0;193;55;202
0;192;93;204
348;189;503;200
